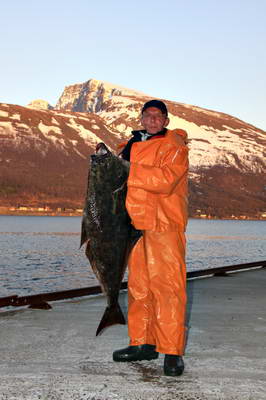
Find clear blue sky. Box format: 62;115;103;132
1;0;265;130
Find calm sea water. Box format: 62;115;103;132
0;215;265;297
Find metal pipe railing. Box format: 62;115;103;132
1;260;265;310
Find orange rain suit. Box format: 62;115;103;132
125;129;189;355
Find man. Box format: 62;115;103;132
113;100;189;377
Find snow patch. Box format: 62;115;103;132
181;103;222;118
73;147;86;159
53;112;77;119
51;117;59;125
222;125;242;133
98;96;140;123
15;123;30;130
189;172;201;182
47;136;66;146
66;118;101;144
38;121;63;136
167;113;265;171
0;121;13;130
0;110;8;117
10;113;21;120
76;116;91;121
115;123;127;132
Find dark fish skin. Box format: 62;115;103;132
80;143;141;336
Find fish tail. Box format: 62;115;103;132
96;303;126;336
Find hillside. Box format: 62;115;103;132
0;79;265;218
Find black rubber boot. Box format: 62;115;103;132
164;355;184;376
113;344;159;362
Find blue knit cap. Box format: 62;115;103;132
141;99;168;116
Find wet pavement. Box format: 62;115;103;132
0;268;266;399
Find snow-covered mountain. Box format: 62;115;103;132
0;79;265;217
55;79;147;113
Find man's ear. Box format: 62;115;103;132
164;117;170;127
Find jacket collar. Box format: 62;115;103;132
132;128;167;141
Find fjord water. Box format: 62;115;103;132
0;215;265;297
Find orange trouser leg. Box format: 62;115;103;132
128;230;187;355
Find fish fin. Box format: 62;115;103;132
96;303;126;336
80;217;88;248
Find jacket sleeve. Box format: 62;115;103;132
127;146;188;195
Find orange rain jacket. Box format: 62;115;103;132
126;129;189;232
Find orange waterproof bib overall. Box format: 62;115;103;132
125;129;189;355
128;230;187;355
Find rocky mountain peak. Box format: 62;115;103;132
27;99;54;110
55;79;146;113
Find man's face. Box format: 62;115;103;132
141;107;169;134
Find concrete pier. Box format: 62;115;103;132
0;268;266;399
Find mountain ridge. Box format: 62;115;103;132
1;79;265;218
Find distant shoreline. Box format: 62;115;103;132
0;211;82;217
0;210;265;221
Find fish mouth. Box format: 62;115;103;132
96;142;109;155
91;143;111;165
